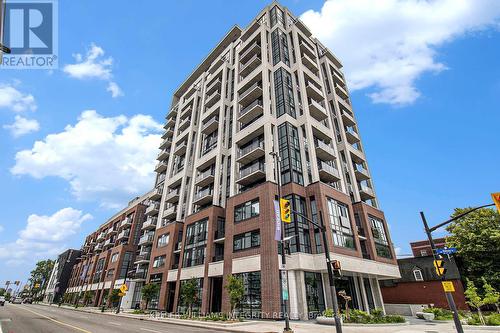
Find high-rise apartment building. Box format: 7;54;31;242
136;2;400;319
43;249;81;304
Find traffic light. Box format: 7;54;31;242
280;198;291;223
492;193;500;214
331;259;342;277
433;259;447;277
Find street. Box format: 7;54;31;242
0;303;228;333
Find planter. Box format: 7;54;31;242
416;311;435;321
316;316;340;325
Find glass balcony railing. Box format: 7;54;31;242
238;140;264;158
239;162;265;178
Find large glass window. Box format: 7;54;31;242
157;233;170;248
274;68;296;118
270;6;284;27
183;219;208;267
233;230;260;252
177;278;204;314
326;198;355;249
234;199;260;222
369;216;392;259
283;194;311;253
93;258;105;283
304;272;325;318
119;252;133;278
152;255;166;268
236;272;261;317
278;123;303;185
271;29;290;66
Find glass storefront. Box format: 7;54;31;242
304;272;325;318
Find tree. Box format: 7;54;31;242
82;291;94;306
224;275;244;319
180;278;199;318
446;207;500;289
0;288;5;296
464;279;486;325
108;289;120;308
141;283;160;310
482;278;500;313
28;259;55;297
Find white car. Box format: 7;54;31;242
12;297;22;304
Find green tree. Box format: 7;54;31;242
224;275;244;319
465;279;486;325
482;278;500;313
82;291;94;306
0;288;5;296
446;207;500;289
108;289;121;308
28;259;55;297
180;278;199;318
141;283;160;310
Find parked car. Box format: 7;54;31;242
22;298;32;304
0;296;5;306
12;297;22;304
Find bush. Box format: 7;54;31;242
320;308;405;324
132;309;145;314
322;308;334;318
468;314;483;326
486;313;500;326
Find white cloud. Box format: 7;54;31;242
11;110;163;208
0;225;4;233
63;43;123;97
301;0;500;105
0;83;37;112
107;81;124;98
3;115;40;137
0;207;92;264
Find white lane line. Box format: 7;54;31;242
140;329;162;333
108;321;122;326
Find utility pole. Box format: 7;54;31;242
270;151;293;333
116;260;131;314
419;203;494;333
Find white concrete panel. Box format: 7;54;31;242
208;262;224;276
179;265;205;280
167;269;178;282
232;255;260;274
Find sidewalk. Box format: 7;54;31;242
38;303;499;333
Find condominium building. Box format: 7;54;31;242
43;249;81;304
137;2;400;319
66;193;152;308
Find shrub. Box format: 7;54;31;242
334;308;405;324
322;308;334;318
423;307;454;320
132;309;145;314
486;313;500;326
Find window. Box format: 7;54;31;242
234;199;260;222
233;230;261;251
177;278;204;314
283;194;310;253
118;252;133;278
305;272;326;317
278;123;303;185
106;269;115;278
274;68;296;118
110;253;119;263
183;219;208;267
369;216;392;259
271;29;290;66
152;255;166;268
413;268;423;281
93;258;105;283
236;271;261;317
326;198;355;249
270;6;284;27
420;250;428;256
157;233;170;248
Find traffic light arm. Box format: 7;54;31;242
428;203;495;233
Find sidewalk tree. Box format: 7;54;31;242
28;259;55;297
83;291;94;306
482;278;500;313
108;289;120;308
224;275;244;319
446;207;500;289
464;279;486;325
180;278;199;318
0;288;5;296
141;283;160;310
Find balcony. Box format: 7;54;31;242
174;140;188;156
354;165;370;181
237;162;265;186
150;187;163;201
195;168;215;187
154;161;168;173
318;161;341;182
96;232;106;242
238;81;262;107
308;98;328;121
142;217;157;230
163;204;177;219
177;117;191;133
120;217;132;228
239;40;261;63
162;126;174;140
359;184;375;200
335;84;349;100
345;127;360;144
206;78;222;96
299;40;316;59
239;53;262;78
94;243;103;252
201;116;219;134
208;55;227;74
193;187;214;206
145;202;160;216
205;91;221;108
350;144;365;164
134;253;151;265
306;81;323;101
138;233;154;246
117;229;130;240
103;238;114;249
301;52;319;72
157;148;169;161
236;140;265;164
165;188;180;203
130;269;148;281
106;227;116;236
238;99;263;124
340;109;355;127
315;140;336;161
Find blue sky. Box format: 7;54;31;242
0;0;499;284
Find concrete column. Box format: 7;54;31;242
358;275;370;312
322;272;333;309
288;270;299;320
371;277;386;314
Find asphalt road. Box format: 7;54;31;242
0;303;231;333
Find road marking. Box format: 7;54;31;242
140;329;162;333
12;305;92;333
108;321;122;326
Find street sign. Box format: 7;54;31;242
281;271;289;301
492;193;500;214
442;281;455;292
118;292;126;297
433;259;447;277
436;247;457;255
119;284;128;293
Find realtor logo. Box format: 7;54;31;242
1;0;58;69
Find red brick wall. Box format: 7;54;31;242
380;280;468;310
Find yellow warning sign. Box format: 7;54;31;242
442;281;455;292
118;292;126;297
119;284;128;293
